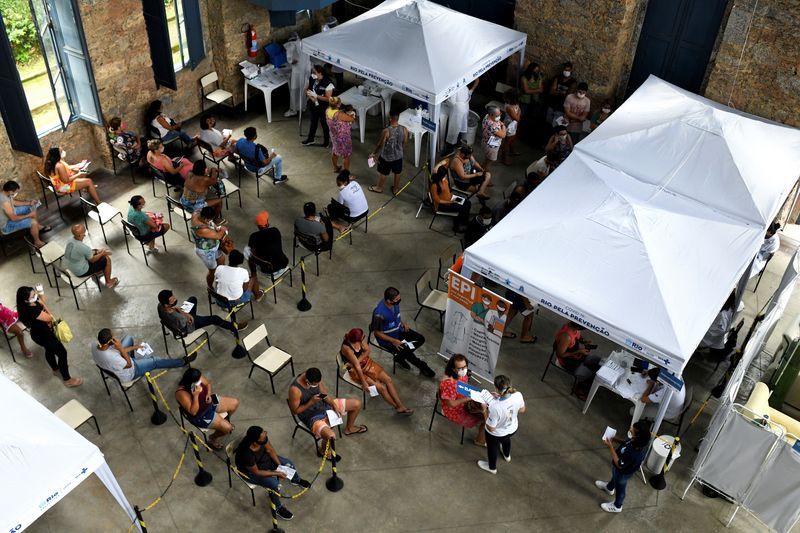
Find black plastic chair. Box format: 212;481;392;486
97;365;141;412
108;138;138;183
335;353;367;409
121;219;167;266
249;254;293;304
237;152;276;198
428;391;465;444
3;322;27;363
165;195;193;241
293;231;333;276
207;287;255;330
36;171;82;219
160;320;211;358
540;349;578;391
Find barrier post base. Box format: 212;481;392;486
150;410;167;425
325;475;344;492
297;297;312;312
195;470;213;487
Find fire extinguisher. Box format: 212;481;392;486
247;24;257;57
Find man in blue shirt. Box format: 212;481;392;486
370;286;435;378
234;127;287;184
595;420;652;513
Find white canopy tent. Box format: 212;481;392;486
464;76;800;378
0;374;140;532
301;0;527;160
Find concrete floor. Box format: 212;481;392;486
3;91;798;533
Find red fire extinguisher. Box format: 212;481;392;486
247;24;257;57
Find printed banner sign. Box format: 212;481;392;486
440;271;510;380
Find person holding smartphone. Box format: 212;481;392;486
92;328;192;382
288;367;363;459
175;368;239;450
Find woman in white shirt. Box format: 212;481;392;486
478;375;526;474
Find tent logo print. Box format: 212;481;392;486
38;491;59;510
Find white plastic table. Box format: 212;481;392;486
582;350;648;427
338;86;383;143
398;109;429;168
242;66;291;123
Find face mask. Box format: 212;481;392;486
456;368;468;377
577;92;586;99
494;115;501;122
627;430;633;439
194;380;202;389
559;133;567;139
28;293;38;304
61;150;67;159
338;184;345;190
480;217;492;226
9;192;18;199
602;107;611;114
563;70;571;78
482;300;491;307
393;298;402;305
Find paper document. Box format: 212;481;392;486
326;409;343;427
451;195;465;205
276;465;296;480
479;389;495;405
136;342;154;357
597;361;624;385
368;385;379;397
222;128;232;137
180;301;194;313
367;156;376;168
602;426;617;442
402;340;415;350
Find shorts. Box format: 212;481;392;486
2;205;33;234
505;289;527;311
454;175;485;190
186;403;218;429
229;289;253;306
80;256;107;277
483;145;500;161
195;246;222;270
377;157;402;176
310;398;347;437
180;196;207;213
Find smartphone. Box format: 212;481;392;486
317;393;327;400
35;283;44;293
211;393;220;405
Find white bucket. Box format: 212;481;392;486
645;435;682;473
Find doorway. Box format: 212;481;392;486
627;0;728;96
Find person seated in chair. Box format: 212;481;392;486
157;289;243;335
44;146;102;204
464;206;493;248
450;145;492;200
107;117;143;165
247;211;289;278
181;160;224;219
198;114;237;159
340;328;413;414
235;425;312;522
146;139;192;185
371;286;435;378
438;354;486;446
430;166;471;233
175;368;238;450
0;180;49;247
92;327;192;382
553;320;601;400
234;127;287;184
64;223;119;288
639;367;686;421
127;195;170;253
214;249;262;306
294;202;332;251
288;367;364;459
327;170;368;233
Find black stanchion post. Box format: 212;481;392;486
325;439;344;492
134;505;148;533
188;431;213;486
145;372;167;425
268;489;286;533
297;258;312;311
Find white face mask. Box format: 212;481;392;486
563;70;571;78
627;430;633;439
61;150;67;159
9;191;18;199
480;217;492;226
28;293;38;304
577;92;586;99
456;368;468;378
602;107;611;114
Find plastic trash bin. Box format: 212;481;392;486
645;435;682;473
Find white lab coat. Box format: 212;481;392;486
446;85;470;144
285;40;310;113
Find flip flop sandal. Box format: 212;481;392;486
397;409;414;416
368;185;383;194
40;225;53;234
503;332;517;339
344;425;368;436
520;336;538;344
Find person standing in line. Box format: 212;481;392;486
368;111;408;195
16;286;82;387
595;420;652;513
477;375;526;474
301;65;335;147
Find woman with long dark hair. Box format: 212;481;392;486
175;368;239;450
429;165;471;233
15;286;81;387
43;146;101;204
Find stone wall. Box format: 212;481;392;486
704;0;800;128
514;0;643;106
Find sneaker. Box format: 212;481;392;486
595;480;615;495
320;142;330;148
501;450;511;463
301;139;315;146
477;460;496;474
254;290;265;303
235;320;249;332
276;507;294;521
273;174;288;184
146;246;160;254
284;110;298;117
291;478;312;489
394;357;411;370
184;352;198;365
421;366;436;378
600;502;622;513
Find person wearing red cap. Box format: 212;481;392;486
340;328;413;415
247;211;289;277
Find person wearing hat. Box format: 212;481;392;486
340;327;413;414
247;211;289;278
235;425;312;521
283;32;310;118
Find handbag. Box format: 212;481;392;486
146;211;164;227
220;235;235;255
53;318;73;344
